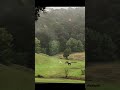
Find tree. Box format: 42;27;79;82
66;38;78;52
77;40;84;52
49;40;60;55
41;48;47;54
36;32;50;54
35;7;46;20
0;28;14;64
35;37;41;53
63;47;71;59
58;36;67;52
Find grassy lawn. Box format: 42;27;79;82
55;52;85;60
35;53;85;83
0;64;34;90
35;78;85;83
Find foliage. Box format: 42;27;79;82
0;28;14;64
41;48;47;54
49;40;60;55
81;69;85;75
63;47;71;59
64;68;69;78
66;38;84;52
77;40;84;52
35;37;41;53
35;8;85;55
66;38;78;52
35;7;46;20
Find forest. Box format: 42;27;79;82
35;7;85;56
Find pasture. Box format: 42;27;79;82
35;53;85;83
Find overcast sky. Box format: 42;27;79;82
46;7;84;10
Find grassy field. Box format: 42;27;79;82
35;53;85;83
86;62;120;90
0;64;34;90
55;52;85;60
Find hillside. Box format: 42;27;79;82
55;52;85;60
35;53;85;83
35;7;85;55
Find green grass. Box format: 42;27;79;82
35;53;85;83
35;78;85;83
0;64;34;90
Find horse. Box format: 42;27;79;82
65;61;71;65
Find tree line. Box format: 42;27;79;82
35;37;84;55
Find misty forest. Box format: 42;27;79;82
35;7;85;83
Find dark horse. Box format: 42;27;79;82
65;61;71;65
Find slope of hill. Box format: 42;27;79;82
55;52;85;60
35;53;85;83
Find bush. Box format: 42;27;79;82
35;37;41;53
37;75;44;78
63;47;71;59
64;68;69;78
